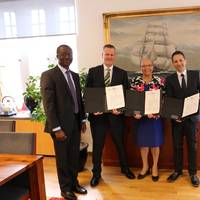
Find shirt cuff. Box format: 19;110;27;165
52;126;61;132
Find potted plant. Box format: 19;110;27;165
23;76;41;112
79;68;87;93
23;64;56;122
23;75;46;122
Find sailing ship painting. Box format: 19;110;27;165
131;22;176;72
109;11;200;72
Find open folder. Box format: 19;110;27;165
84;88;105;113
161;93;199;119
84;85;125;113
125;89;161;116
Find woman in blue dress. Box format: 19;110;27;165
130;58;165;181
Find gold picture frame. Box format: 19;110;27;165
103;6;200;72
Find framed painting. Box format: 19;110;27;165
103;6;200;73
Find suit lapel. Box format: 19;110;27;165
110;66;117;85
71;71;80;94
55;66;73;99
186;70;192;89
98;65;105;86
174;73;182;89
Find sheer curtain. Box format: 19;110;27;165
0;0;77;109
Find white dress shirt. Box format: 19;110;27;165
177;70;187;87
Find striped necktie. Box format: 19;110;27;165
104;68;111;86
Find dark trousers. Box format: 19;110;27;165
90;114;128;176
171;118;198;175
52;115;80;192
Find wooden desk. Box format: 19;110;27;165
15;120;55;155
0;111;31;132
0;154;46;200
0;111;55;155
103;118;200;169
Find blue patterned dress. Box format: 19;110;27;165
130;75;165;147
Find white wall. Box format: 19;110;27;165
76;0;200;71
76;0;200;151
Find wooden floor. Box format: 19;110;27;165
43;155;200;200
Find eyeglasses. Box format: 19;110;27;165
141;65;153;68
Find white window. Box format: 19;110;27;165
59;6;76;34
0;0;77;110
32;9;46;36
3;12;17;38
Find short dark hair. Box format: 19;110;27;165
171;50;185;61
103;44;116;50
57;44;72;54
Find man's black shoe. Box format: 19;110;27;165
90;175;100;187
190;174;200;187
167;172;182;182
61;191;77;200
73;184;87;194
121;168;135;179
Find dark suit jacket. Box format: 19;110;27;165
165;70;200;121
40;66;85;134
85;65;130;121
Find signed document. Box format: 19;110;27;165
161;93;199;119
105;85;125;110
182;93;199;118
144;89;161;115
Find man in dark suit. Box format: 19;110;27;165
41;45;87;200
86;44;135;187
165;50;200;187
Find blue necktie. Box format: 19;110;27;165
66;71;79;113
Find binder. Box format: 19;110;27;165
84;88;105;113
125;89;161;116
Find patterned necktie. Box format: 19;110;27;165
65;71;79;113
104;68;111;86
181;74;186;90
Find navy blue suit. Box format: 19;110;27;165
165;70;200;174
86;65;130;176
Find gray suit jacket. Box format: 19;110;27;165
40;66;85;134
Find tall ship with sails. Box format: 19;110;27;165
131;22;176;71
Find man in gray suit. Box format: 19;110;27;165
41;44;87;200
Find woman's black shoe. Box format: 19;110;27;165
152;175;159;182
137;168;151;179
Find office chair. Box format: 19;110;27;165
0;132;36;154
0;132;36;200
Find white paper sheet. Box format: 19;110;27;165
105;85;125;110
144;89;160;115
182;93;199;118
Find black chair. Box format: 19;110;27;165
0;132;36;154
0;132;36;200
